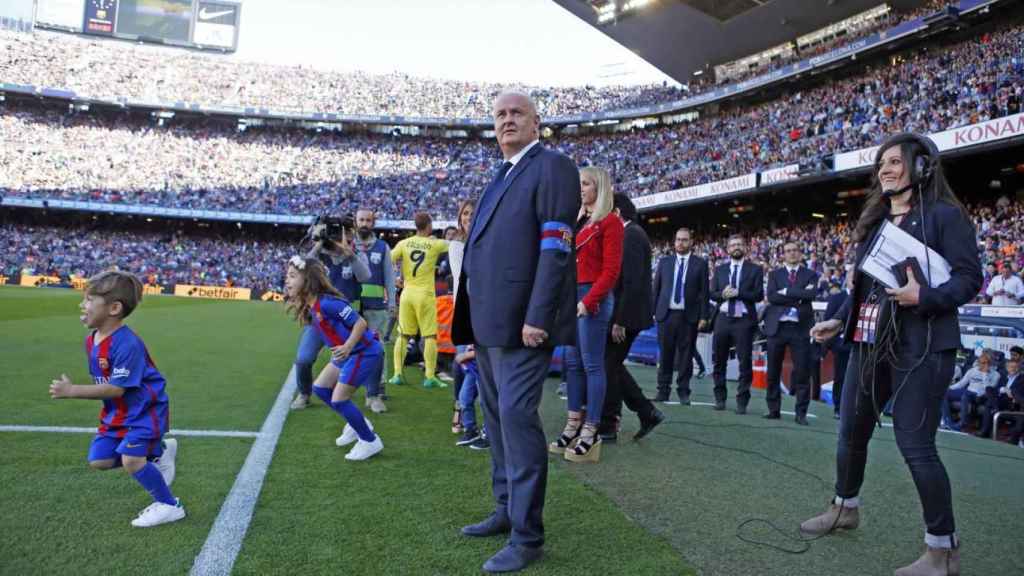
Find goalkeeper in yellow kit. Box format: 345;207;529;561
390;212;449;389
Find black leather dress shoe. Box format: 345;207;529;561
762;412;781;420
634;409;664;440
677;393;691;406
713;401;726;411
653;391;670;402
795;414;809;426
598;431;618;443
735;405;747;415
462;513;511;537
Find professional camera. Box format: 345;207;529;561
307;213;355;248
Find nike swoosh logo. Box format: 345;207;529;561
126;443;141;448
199;8;233;20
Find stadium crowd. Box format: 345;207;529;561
5;196;1022;305
1;220;294;294
0;29;681;118
715;1;956;86
2;20;1021;219
0;2;960;117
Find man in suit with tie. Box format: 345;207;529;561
710;234;764;413
979;356;1022;438
598;194;664;442
452;92;579;574
763;242;820;425
652;227;709;404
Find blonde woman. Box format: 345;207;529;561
549;166;623;462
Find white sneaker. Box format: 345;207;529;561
131;498;186;527
369;397;388;414
345;436;383;461
290;394;310;410
335;418;374;447
154;438;177;486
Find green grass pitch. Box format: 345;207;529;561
2;285;1021;575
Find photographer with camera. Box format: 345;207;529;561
290;214;372;411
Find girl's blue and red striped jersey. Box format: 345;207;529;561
310;295;382;356
85;326;169;439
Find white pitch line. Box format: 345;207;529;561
189;366;296;576
0;425;260;438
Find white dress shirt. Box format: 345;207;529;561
504;139;539;177
669;254;690;310
780;265;800;322
719;259;748;316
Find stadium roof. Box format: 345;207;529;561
552;0;931;84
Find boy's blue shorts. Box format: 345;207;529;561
332;351;384;389
88;432;164;461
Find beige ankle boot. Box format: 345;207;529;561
894;545;960;576
799;502;859;536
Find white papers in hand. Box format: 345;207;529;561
859;221;951;289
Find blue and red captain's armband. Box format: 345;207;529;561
540;222;572;253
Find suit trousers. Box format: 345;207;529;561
657;309;698;395
712;315;755;406
765;322;811;416
476;345;551;549
600;329;657;432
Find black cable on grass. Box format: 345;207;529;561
652;428;831;553
653;415;1024;554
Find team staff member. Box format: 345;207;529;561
803;133;981;576
390;212;448;390
651;227;708;404
709;235;763;414
354;208;396;413
762;242;819;424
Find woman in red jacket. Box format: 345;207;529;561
549;166;623;463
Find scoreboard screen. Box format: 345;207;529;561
115;0;193;42
35;0;240;52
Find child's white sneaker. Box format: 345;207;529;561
335;419;373;447
345;436;383;461
131;498;186;527
154;438;177;486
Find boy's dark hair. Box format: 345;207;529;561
86;270;144;318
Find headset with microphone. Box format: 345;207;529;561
877;132;939;198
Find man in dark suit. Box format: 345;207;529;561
979;356;1022;438
597;194;664;442
710;234;764;414
451;92;579;574
763;242;819;425
652;227;709;404
823;278;851;419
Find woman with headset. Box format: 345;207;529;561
803;133;981;576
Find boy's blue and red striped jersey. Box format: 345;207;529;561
310;295;382;356
85;326;169;439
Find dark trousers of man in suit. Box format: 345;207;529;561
600;329;658;432
978;388;1018;438
657;310;698;400
765;322;811;417
712;315;754;409
475;346;551;548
